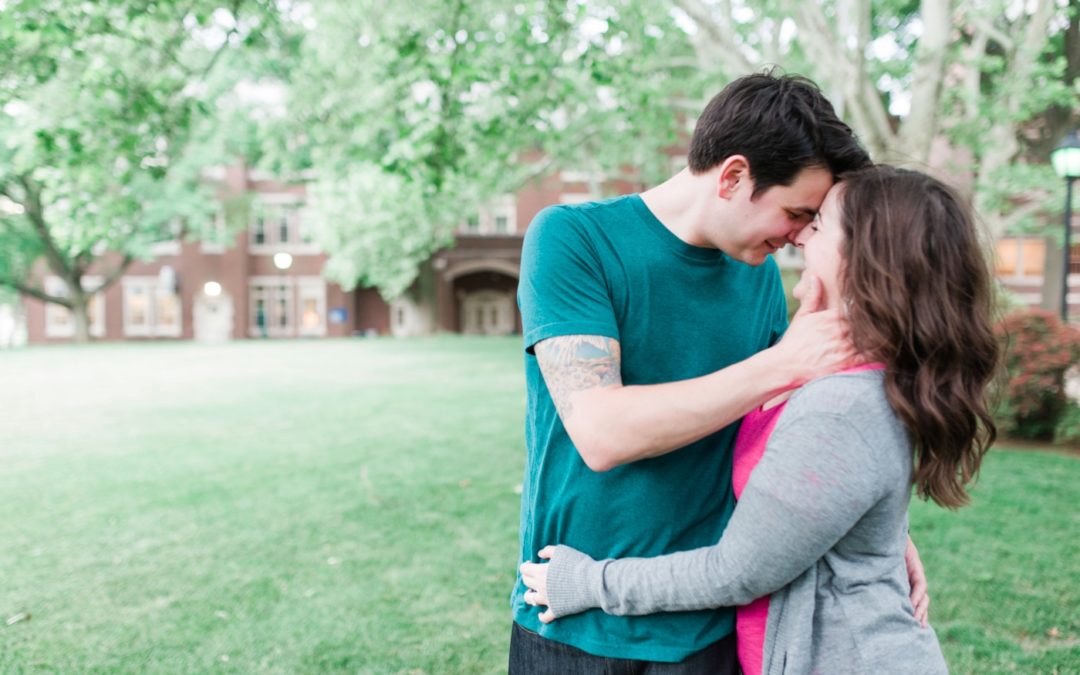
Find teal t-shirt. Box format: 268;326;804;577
514;194;789;662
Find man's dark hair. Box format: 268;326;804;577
687;71;870;196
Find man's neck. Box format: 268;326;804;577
639;168;723;250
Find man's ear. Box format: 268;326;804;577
716;155;750;199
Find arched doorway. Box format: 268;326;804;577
446;262;520;335
460;289;515;334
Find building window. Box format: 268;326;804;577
1071;242;1080;275
297;278;327;337
996;237;1046;279
43;276;105;338
150;219;183;257
459;195;517;236
249;277;295;337
279;211;290;244
249;195;316;252
298;205;317;244
252;214;266;245
201;210;228;254
122;277;182;337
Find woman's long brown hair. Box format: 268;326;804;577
839;166;999;508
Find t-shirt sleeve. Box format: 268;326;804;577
518;205;619;353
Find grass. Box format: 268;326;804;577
0;337;1077;674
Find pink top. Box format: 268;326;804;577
730;363;885;675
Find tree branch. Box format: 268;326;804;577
0;277;71;307
673;0;756;75
998;195;1052;233
15;175;74;280
896;0;952;164
195;0;244;82
86;254;135;295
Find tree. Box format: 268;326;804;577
0;0;283;341
273;0;701;299
669;0;1080;238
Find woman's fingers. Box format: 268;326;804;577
538;546;555;559
914;593;930;628
539;609;556;624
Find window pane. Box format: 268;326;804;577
86;296;97;324
1020;240;1046;276
299;208;315;243
253;215;266;244
302;298;320;329
995;240;1018;276
156;292;179;328
47;303;71;326
128;287;149;326
494;215;509;233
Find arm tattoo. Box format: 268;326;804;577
534;335;622;422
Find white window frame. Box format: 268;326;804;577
249;276;296;338
297;277;327;337
458;194;517;236
150;219;183;257
201;209;228;254
121;276;183;337
43;275;105;338
248;194;320;255
996;236;1047;282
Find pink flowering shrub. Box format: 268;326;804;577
994;309;1080;440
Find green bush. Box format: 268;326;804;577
994;309;1080;441
1055;397;1080;446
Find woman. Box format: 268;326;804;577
519;165;999;674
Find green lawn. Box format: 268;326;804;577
0;338;1076;674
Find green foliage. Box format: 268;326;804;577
1054;398;1080;446
0;1;285;338
278;0;700;297
994;309;1080;440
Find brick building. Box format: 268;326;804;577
19;164;653;343
15;163;1080;345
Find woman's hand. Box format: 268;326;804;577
520;545;558;624
905;535;930;627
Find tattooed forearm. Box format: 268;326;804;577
535;335;622;422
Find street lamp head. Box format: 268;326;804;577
1052;130;1080;179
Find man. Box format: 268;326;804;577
510;73;873;673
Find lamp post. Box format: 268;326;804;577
272;252;293;337
1051;131;1080;322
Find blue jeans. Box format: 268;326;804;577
508;621;738;675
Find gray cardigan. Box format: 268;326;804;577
545;371;948;674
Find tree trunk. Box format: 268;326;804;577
70;288;91;343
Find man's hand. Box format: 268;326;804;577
520;546;558;624
905;535;930;627
769;274;857;386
